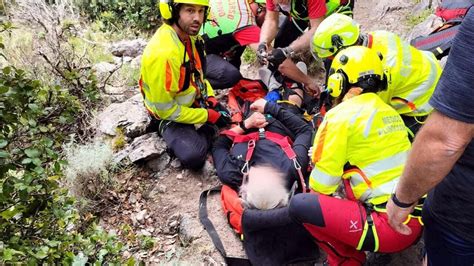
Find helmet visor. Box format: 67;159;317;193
312;44;336;59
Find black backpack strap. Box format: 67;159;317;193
198;186;251;266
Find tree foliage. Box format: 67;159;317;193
76;0;161;31
0;21;124;263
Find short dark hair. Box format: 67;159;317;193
356;75;387;94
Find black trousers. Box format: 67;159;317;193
242;207;320;265
274;16;308;48
159;121;214;170
205;54;242;90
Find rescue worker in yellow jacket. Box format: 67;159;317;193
311;13;442;140
289;46;423;265
140;0;231;170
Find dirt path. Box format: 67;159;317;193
354;0;415;37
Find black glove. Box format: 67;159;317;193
207;109;232;128
257;42;268;65
215;110;232;128
267;47;293;68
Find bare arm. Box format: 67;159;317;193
259;10;280;46
396;110;474;203
387;110;474;235
278;60;312;84
288;17;323;52
278;60;321;97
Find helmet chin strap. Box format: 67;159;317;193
359;33;369;46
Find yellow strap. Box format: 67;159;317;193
414;115;427;124
303;111;312;122
356;220;369;250
276;100;296;105
372;224;380;252
418;217;424;226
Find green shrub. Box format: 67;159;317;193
406;8;433;27
0;21;124;263
75;0;161;32
242;46;257;65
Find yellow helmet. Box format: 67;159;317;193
311;13;360;59
327;46;384;98
160;0;210;20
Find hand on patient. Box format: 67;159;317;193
250;98;267;114
244;112;268;129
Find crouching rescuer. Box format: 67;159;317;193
140;0;231;170
289;46;424;265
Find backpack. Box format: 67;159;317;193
435;0;474;21
227;78;267;124
221;184;244;234
410;1;473;59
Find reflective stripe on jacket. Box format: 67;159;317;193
309;93;411;205
368;31;442;117
140;24;215;124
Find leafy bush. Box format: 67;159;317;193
0;21;124;263
242;47;257;65
75;0;161;31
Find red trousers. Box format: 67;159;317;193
289;193;423;266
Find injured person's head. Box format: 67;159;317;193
240;165;289;210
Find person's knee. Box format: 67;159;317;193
178;149;207;170
206;55;242;89
227;69;242;86
170;138;208;170
289;193;325;226
215;66;241;88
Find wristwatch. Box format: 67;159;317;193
391;193;416;208
239;120;248;131
285;46;295;58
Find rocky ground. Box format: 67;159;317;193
94;0;441;264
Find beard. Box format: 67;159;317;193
179;20;202;36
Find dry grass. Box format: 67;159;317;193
63;140;116;213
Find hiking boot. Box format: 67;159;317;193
258;67;281;91
296;61;308;75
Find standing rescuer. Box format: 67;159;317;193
140;0;231;170
288;46;423;265
200;0;263;89
311;13;442;140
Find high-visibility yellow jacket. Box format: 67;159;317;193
310;93;411;205
140;24;215;124
367;31;442;117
